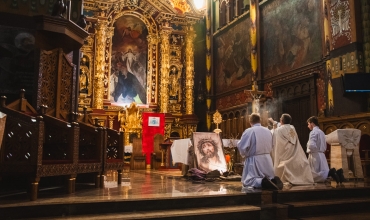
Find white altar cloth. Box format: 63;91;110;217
124;145;133;153
171;139;192;165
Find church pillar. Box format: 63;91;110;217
185;26;196;115
159;29;172;113
206;0;212;131
93;19;108;109
323;0;331;57
250;0;259;84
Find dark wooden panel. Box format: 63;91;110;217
283;96;310;152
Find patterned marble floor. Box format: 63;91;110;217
0;169;369;208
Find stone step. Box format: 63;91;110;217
0;194;263;219
274;186;370;203
24;205;261;220
286;197;370;218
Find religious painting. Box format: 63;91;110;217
0;27;35;96
261;0;322;78
192;132;228;173
110;15;148;105
214;17;252;95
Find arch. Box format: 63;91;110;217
280;89;287;99
228;112;234;119
356;122;370;135
170;131;180;138
111;11;158;35
338;123;354;129
301;82;309;94
339;123;354;129
287;87;293;97
294;85;301;95
324;125;337;135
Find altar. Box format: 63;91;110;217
326;129;363;179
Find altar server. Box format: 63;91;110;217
306;116;343;183
237;113;283;190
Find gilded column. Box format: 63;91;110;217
250;0;258;85
185;26;196;115
206;0;212;131
106;26;115;100
323;0;331;56
159;29;171;113
93;19;108;109
323;0;334;114
147;34;159;105
361;0;370;72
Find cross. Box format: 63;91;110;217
244;81;265;113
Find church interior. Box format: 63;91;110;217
0;0;370;219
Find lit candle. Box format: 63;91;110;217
225;154;230;163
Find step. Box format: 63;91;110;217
0;193;263;219
285;197;370;218
23;205;261;220
273;186;370;203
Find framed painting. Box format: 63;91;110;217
192;132;228;173
110;15;148;105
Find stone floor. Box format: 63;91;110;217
0;168;369;207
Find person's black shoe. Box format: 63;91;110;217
261;177;279;190
328;168;340;184
336;168;345;183
271;176;283;190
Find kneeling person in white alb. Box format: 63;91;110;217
237;113;282;190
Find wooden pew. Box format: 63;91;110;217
104;128;125;184
0;96;79;201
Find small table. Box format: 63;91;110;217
159;138;180;170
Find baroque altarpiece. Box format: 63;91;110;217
78;0;203;142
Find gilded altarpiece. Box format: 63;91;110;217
80;0;202;140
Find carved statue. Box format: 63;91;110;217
169;65;180;99
79;66;89;93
